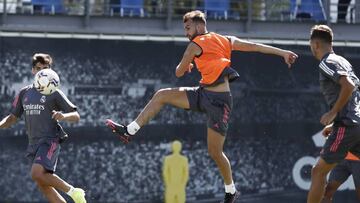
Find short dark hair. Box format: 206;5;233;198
32;53;53;68
310;25;333;44
183;10;206;24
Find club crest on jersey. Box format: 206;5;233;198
40;96;46;103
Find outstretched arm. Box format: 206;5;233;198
175;42;202;77
230;37;298;68
0;114;18;129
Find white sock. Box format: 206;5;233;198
127;121;140;135
66;186;75;195
225;181;236;194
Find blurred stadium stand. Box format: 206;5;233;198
0;36;360;202
0;0;359;40
204;0;229;19
32;0;64;14
109;0;145;17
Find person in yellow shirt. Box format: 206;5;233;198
163;140;189;203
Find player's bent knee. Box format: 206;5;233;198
153;88;166;100
31;170;44;182
153;88;173;103
30;166;46;183
311;164;328;177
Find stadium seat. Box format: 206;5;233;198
204;0;229;20
109;0;121;15
120;0;144;17
290;0;326;21
22;0;34;14
31;0;64;14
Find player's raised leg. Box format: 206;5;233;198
106;87;190;139
135;87;190;126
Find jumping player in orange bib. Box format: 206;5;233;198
106;10;297;203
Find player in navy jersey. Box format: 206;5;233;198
0;53;86;203
307;25;360;203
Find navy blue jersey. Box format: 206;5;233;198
11;85;77;145
319;52;360;126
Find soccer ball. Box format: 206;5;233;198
33;69;60;95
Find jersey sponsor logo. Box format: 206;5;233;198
23;104;45;116
40;96;46;103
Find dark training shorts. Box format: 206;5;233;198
185;87;232;136
321;125;360;164
26;138;61;173
329;159;360;188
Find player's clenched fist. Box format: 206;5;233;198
52;110;65;121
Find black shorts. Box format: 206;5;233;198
321;125;360;164
185;87;232;136
26;138;61;173
329;159;360;188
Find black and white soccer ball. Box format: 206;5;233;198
33;69;60;95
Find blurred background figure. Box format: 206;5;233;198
337;0;351;22
145;0;165;16
162;140;189;203
173;0;198;16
